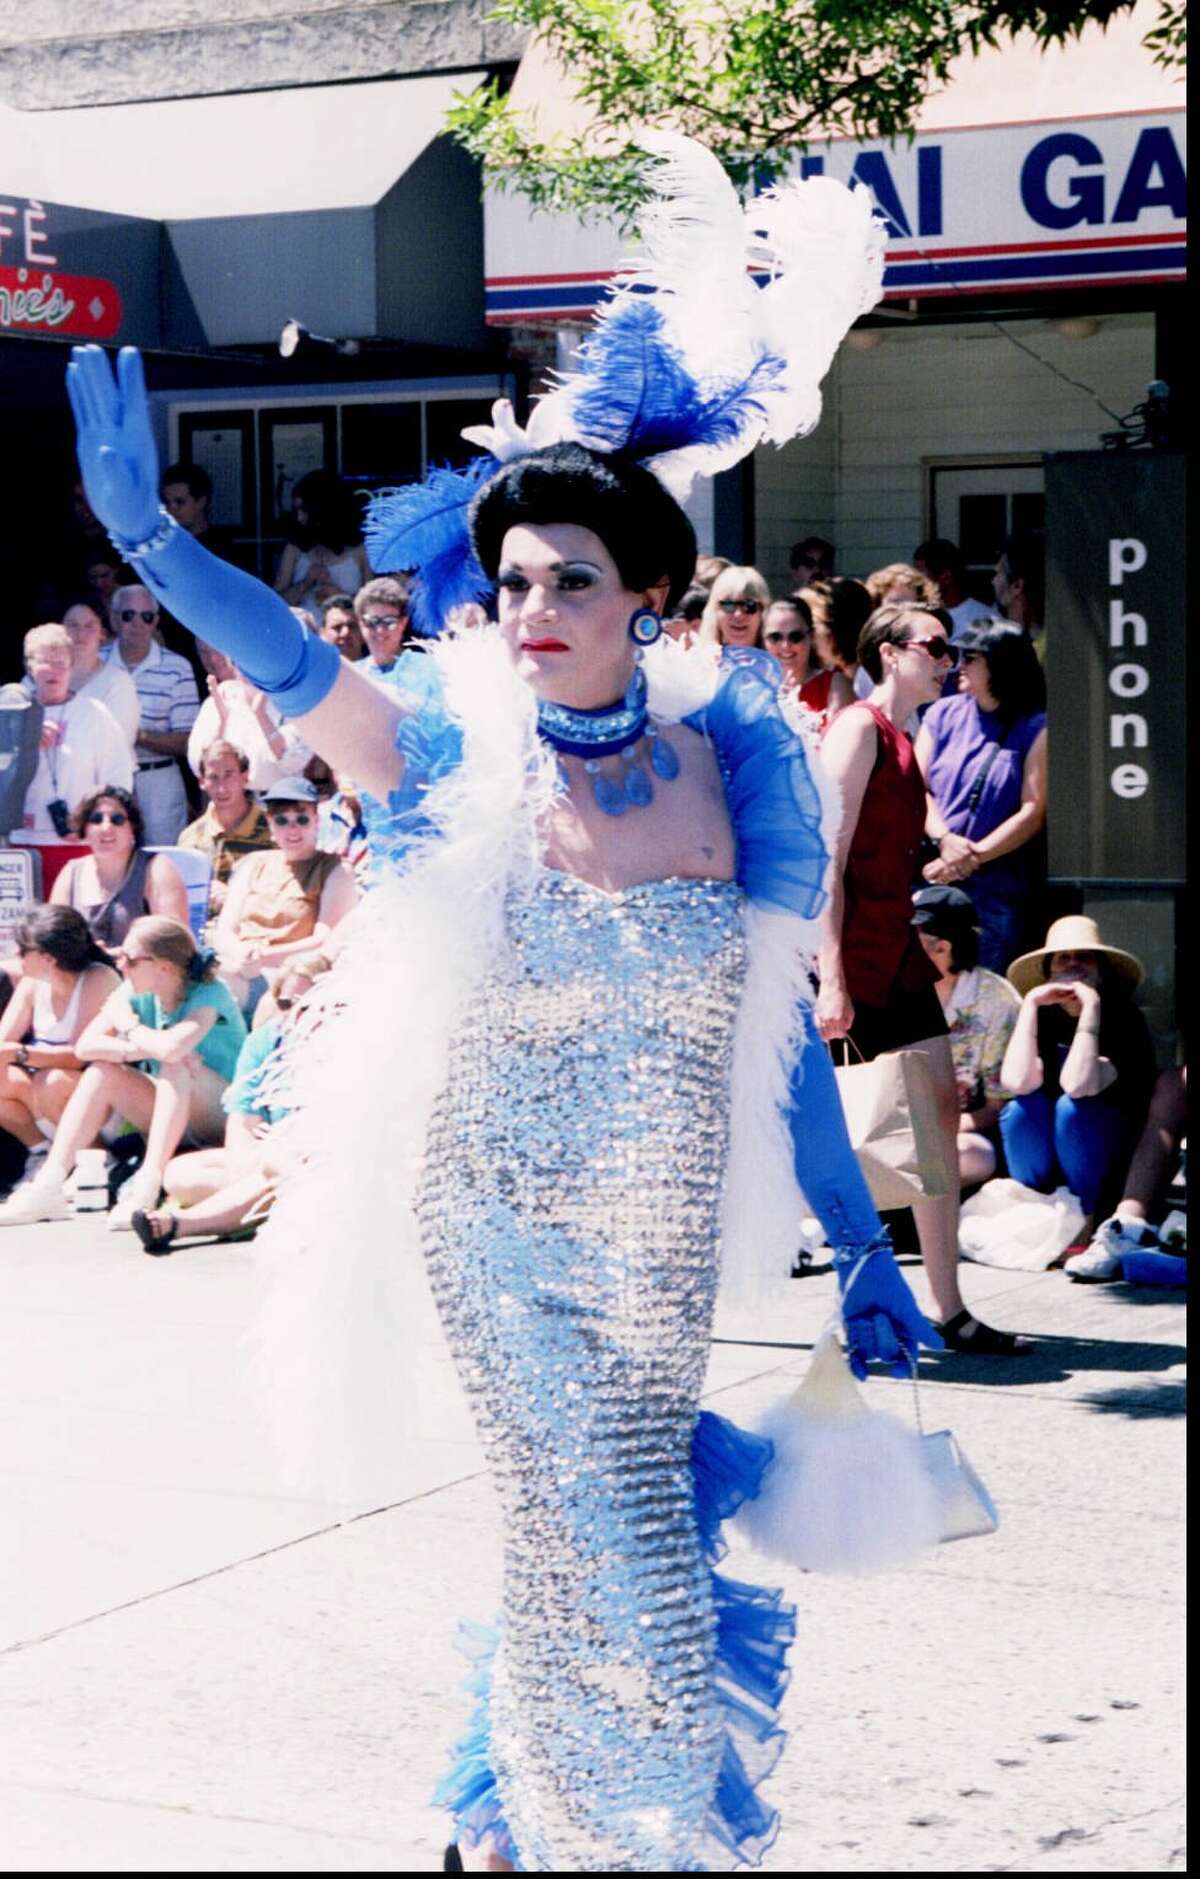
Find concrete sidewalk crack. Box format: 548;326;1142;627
987;1792;1188;1869
0;1775;398;1846
2;1466;488;1658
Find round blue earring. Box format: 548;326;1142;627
628;607;662;647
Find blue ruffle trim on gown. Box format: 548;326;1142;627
435;1410;793;1872
690;1409;795;1870
685;647;828;922
433;1620;520;1868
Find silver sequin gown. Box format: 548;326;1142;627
415;869;751;1872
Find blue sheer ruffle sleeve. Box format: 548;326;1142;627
687;649;829;920
359;654;466;870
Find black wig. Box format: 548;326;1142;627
469;443;698;613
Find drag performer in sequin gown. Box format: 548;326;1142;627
66;137;941;1871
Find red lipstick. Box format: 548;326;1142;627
522;637;569;652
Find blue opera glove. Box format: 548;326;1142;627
835;1243;944;1380
66;344;339;716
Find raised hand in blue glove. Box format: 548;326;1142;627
836;1242;944;1380
65;344;344;720
66;344;161;546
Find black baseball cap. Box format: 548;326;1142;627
911;884;978;935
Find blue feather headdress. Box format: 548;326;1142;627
365;133;885;634
364;457;496;640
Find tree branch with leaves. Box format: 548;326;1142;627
447;0;1186;225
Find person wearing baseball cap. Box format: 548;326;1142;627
998;914;1157;1233
212;775;358;1013
912;885;1021;1190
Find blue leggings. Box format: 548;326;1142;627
999;1089;1127;1216
789;1007;889;1253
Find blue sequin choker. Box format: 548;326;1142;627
536;667;680;816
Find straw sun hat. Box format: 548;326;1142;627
1007;914;1144;997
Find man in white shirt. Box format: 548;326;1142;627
106;584;200;843
63;599;140;747
914;538;995;640
18;624;132;843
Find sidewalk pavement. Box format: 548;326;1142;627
0;1217;1185;1874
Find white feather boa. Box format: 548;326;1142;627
247;630;834;1498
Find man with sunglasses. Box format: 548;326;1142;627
353;576;419;688
106;584;200;844
788;535;835;584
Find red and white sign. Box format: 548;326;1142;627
0;199;123;338
0;262;123;338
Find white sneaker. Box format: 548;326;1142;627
1067;1215;1157;1282
0;1175;72;1226
107;1171;162;1232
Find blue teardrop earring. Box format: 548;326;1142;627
628;607;662;647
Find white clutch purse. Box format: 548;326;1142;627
735;1331;999;1574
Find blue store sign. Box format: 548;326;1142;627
484;109;1186;322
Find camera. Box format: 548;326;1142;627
47;798;71;838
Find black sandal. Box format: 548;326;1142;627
132;1207;179;1256
937;1309;1032;1355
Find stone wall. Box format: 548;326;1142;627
1;0;526;109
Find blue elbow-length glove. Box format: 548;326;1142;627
66;344;340;718
836;1244;944;1380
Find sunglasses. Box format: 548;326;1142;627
903;633;957;664
361;613;404;631
87;809;128;827
119;608;158;625
764;629;810;646
717;598;763;615
268;810;312;827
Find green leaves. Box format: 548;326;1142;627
448;0;1184;222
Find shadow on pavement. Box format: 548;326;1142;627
1075;1379;1186;1418
922;1332;1185;1388
1090;1282;1189;1307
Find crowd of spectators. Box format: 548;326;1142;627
0;474;407;1230
0;510;1180;1293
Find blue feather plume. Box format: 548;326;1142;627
569;296;784;463
364;456;497;637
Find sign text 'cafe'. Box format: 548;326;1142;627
0;198;123;339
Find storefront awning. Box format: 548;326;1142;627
0;71;482;219
1;73;488;352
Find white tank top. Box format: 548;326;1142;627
29;973;86;1048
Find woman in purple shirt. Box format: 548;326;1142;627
915;620;1047;972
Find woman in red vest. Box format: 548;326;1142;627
817;601;1030;1356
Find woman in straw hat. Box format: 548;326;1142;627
999;915;1157;1223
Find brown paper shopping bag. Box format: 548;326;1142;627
830;1042;953;1211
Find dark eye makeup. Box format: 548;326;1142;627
498;561;600;593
